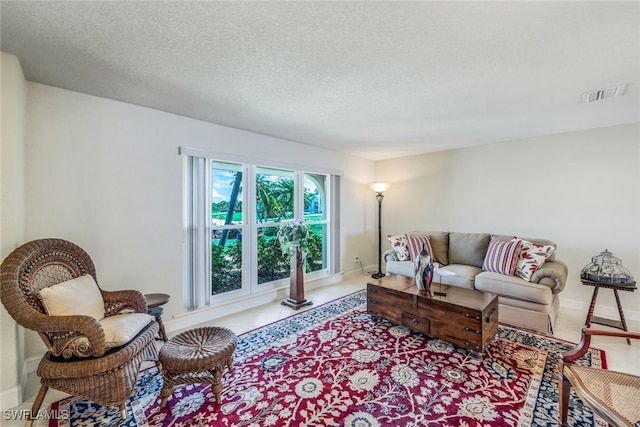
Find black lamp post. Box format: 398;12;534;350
370;183;389;279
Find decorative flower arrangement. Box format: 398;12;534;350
277;219;311;261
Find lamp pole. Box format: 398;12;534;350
371;190;385;279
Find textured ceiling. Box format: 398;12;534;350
1;1;639;160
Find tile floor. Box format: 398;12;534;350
6;272;639;426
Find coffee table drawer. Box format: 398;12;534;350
401;312;430;335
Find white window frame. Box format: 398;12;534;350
181;147;341;311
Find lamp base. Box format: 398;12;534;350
371;272;385;279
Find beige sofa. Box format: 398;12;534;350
383;231;568;334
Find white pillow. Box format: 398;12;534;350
39;274;105;320
100;313;153;347
387;234;410;261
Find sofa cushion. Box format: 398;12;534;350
428;232;449;265
515;239;556;281
448;233;490;268
435;264;479;289
387;234;410;261
482;238;523;275
39;274;105;320
406;234;434;262
475;271;553;305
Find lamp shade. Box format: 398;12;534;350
370;182;389;193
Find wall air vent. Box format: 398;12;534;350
582;84;626;104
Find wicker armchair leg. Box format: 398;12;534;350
26;384;49;426
159;385;173;408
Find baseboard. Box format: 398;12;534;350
561;297;640;323
1;356;31;409
0;383;22;412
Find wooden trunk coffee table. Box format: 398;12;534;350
367;274;498;357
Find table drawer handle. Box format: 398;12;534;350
464;326;481;335
464;313;481;321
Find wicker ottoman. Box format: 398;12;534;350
159;326;237;408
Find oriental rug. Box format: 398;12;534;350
48;290;605;427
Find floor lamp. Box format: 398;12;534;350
370;183;389;279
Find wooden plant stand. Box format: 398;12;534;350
282;245;313;310
582;278;636;345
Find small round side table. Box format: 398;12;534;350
581;279;636;345
145;293;170;341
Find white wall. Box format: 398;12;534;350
1;52;26;409
375;122;640;321
23;82;376;359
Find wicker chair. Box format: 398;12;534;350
0;238;160;426
558;328;640;427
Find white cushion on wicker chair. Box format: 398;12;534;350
101;313;153;347
70;313;154;350
39;274;105;320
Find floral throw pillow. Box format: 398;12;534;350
515;239;556;281
387;234;410;261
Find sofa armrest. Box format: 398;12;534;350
531;260;568;294
383;249;399;263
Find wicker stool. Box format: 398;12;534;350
159;327;237;408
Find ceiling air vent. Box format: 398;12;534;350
582;84;626;104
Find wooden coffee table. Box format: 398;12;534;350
367;274;498;356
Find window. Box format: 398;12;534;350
182;148;340;310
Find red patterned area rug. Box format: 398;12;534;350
48;291;606;427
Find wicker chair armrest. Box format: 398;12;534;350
560;327;640;363
102;289;148;315
34;312;107;357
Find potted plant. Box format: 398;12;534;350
277;219;311;263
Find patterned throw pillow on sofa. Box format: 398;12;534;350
515;239;556;281
482;238;523;275
387;234;410;261
406;234;435;262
